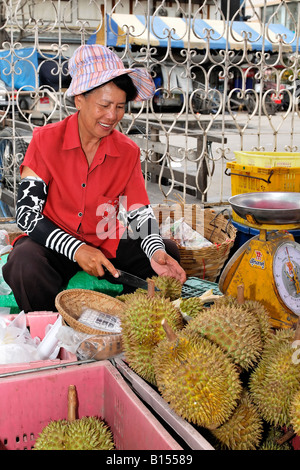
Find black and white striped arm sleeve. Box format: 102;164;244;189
127;205;166;259
16;177;85;262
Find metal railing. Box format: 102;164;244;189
0;0;299;214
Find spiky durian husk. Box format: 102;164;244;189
259;426;292;450
290;389;300;436
116;275;182;303
65;417;114;450
249;328;300;427
34;417;114;451
120;293;184;384
33;420;69;450
259;328;294;356
240;299;272;345
179;297;206;318
211;391;263;450
215;296;272;345
116;292;137;303
152;330;242;429
149;275;182;300
184;302;263;370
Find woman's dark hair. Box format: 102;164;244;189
111;74;138;102
83;74;138;102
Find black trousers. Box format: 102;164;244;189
2;235;180;312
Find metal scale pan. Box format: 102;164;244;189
229;192;300;229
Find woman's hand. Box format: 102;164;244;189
74;244;119;279
150;249;187;284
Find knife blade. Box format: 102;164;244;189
102;269;159;291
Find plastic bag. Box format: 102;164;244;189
160;216;213;248
55;324;123;361
36;315;62;360
76;334;123;361
0;311;41;364
78;307;122;333
0;311;62;364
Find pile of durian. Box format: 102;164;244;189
117;275;300;450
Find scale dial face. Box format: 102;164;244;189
273;241;300;315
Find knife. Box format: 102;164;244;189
102;269;159;291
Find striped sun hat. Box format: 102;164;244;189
66;44;155;102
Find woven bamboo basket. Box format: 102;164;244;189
55;288;126;335
153;203;237;282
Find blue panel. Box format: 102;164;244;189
0;47;38;90
87;33;97;45
193;19;227;50
106;16;120;47
268;23;298;52
137;15;184;48
231;21;273;51
87;16;119;47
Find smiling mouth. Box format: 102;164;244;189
99;122;112;129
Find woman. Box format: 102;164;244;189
3;44;186;312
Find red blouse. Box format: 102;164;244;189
20;112;150;258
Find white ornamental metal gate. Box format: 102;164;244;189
0;0;299;215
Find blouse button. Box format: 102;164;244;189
82;183;86;188
78;212;83;217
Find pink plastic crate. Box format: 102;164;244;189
0;361;182;450
0;311;77;374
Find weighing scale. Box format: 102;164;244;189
219;192;300;329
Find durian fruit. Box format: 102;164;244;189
33;417;114;450
120;293;184;384
116;292;136;303
210;390;263;450
184;301;263;370
290;389;300;436
249;328;300;427
150;275;182;300
152;323;242;429
116;275;182;303
65;417;114;450
259;426;292;450
33;420;69;450
215;296;272;345
179;297;206;318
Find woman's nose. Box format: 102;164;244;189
105;106;119;120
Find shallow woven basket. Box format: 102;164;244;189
153;203;237;282
55;288;126;335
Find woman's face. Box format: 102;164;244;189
75;81;127;140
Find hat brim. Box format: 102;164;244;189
67;67;155;102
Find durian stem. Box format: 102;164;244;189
162;319;177;342
68;385;78;422
276;426;295;445
237;284;245;304
147;278;155;298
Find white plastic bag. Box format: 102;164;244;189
55;324;123;361
36;315;62;360
0;311;62;364
0;311;41;364
160;216;212;248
